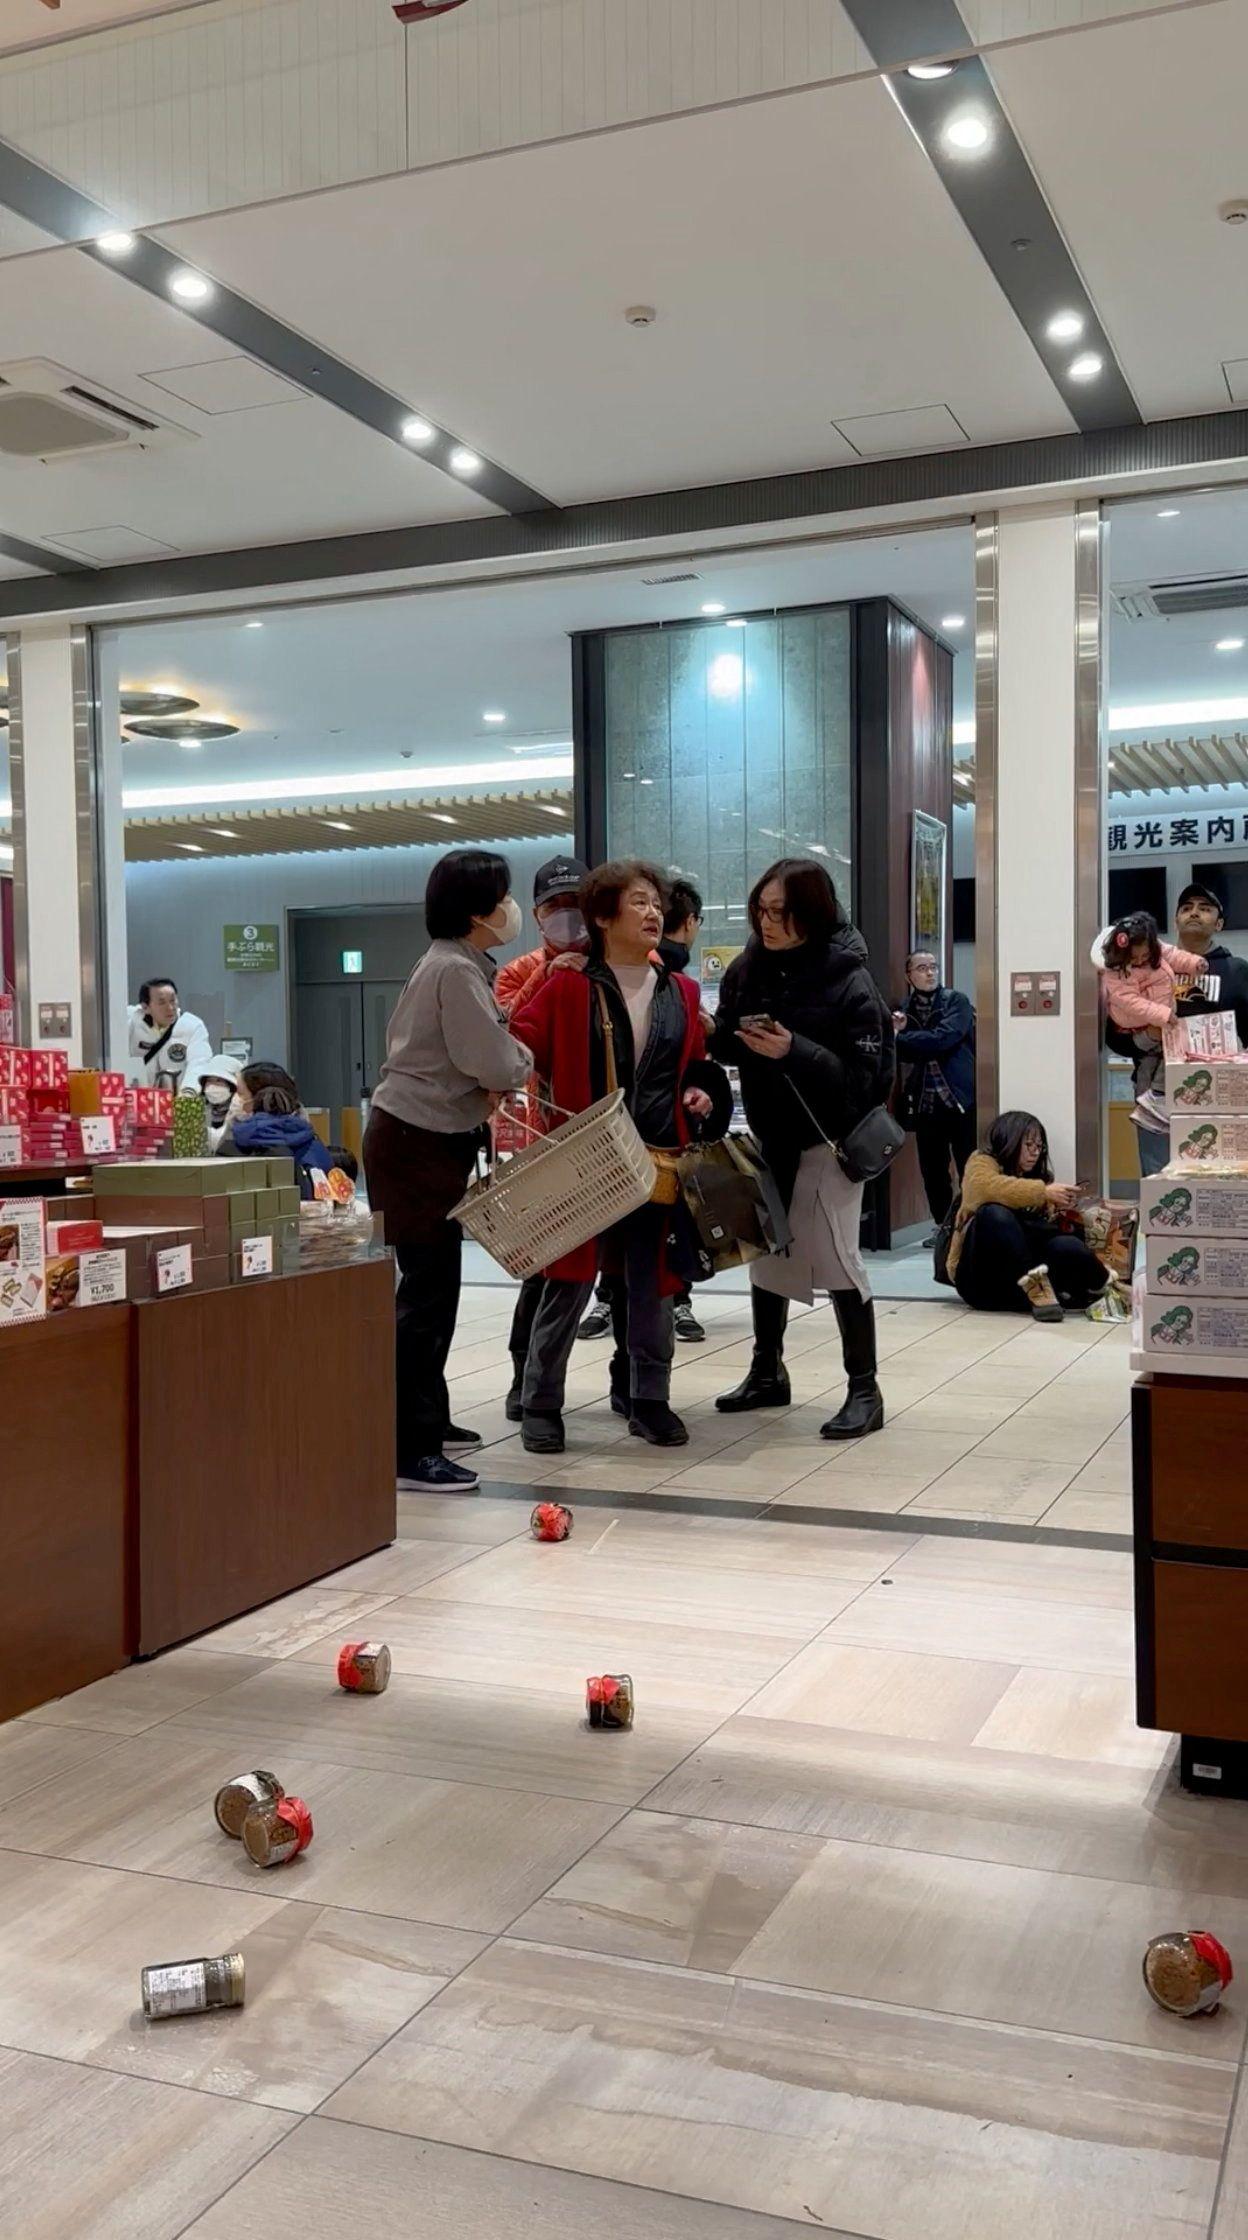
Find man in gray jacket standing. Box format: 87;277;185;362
364;850;532;1495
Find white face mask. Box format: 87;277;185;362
541;906;589;955
481;894;523;947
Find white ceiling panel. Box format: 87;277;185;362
0;247;495;554
992;0;1248;421
167;75;1074;507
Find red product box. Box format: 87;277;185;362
28;1050;70;1090
0;1087;30;1123
130;1087;175;1126
0;1047;31;1088
46;1219;105;1254
28;1086;70;1116
99;1072;126;1101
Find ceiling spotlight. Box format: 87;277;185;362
428;812;459;825
96;230;136;257
700;602;726;616
639;777;655;787
321;820;356;832
450;447;482;475
482;710;506;723
906;61;954;79
1215;637;1246;653
244;619;264;629
401;416;434;446
168;268;212;304
725;616;747;629
1045;310;1084;342
536;802;568;815
1067;352;1104;382
943;113;990;152
941;613;967;631
173;842;206;852
1156;507;1181;519
206;828;240;839
179;737;203;750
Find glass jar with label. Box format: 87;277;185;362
242;1795;314;1867
214;1770;284;1839
586;1673;634;1729
142;1952;245;2019
337;1641;392;1693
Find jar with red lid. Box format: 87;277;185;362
242;1795;314;1867
586;1674;634;1729
337;1641;392;1693
531;1502;573;1542
1143;1932;1233;2015
214;1771;283;1839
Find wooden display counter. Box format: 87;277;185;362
1133;1372;1248;1790
0;1258;396;1718
0;1306;131;1720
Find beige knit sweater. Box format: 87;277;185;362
946;1151;1050;1279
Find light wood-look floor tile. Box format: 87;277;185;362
321;1939;1229;2239
745;1640;1015;1742
510;1808;1248;2054
823;1579;1134;1674
394;1492;528;1543
887;1536;1134;1610
0;1849;483;2111
973;1668;1173;1769
0;1720;126;1807
0;2046;295;2239
23;1648;272;1737
1038;1489;1133;1535
904;1457;1078;1520
202;1584;398;1660
409;1538;866;1635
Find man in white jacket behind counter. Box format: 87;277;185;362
127;976;213;1091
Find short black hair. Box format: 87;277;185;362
242;1059;300;1116
664;879;703;936
139;977;177;1003
425;849;511;941
748;857;846;944
906;950;937;971
580;859;668;960
986;1108;1053;1184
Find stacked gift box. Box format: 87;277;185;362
1133;1012;1248;1378
89;1155;302;1293
0;1045;73;1166
0;1196;127;1326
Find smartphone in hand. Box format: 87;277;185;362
739;1013;778;1033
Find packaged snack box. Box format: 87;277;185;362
1146;1236;1248;1295
1169;1116;1248;1169
1139;1292;1248;1365
1166;1060;1248;1115
1142;1173;1248;1237
0;1047;31;1088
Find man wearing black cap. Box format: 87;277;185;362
496;855;590;1419
1106;880;1248;1175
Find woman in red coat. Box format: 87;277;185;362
511;860;730;1453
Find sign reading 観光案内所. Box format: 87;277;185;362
224;924;280;973
1110;812;1248;860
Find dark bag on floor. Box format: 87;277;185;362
932;1192;960;1287
676;1133;793;1278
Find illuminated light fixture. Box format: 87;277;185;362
168;268;213;304
725;616;747;629
96;229;136;257
482;710;506;723
321;820;356;832
401;416;435;446
943;112;990;152
808;843;829;855
1045;310;1084;342
122;752;574;810
1067;351;1104;382
906;60;954;79
1109;696;1248;730
621;770;636;779
173;841;206;852
1156;508;1181;519
639;777;655;787
941;613;966;631
119;689;198;717
125;715;238;743
180;738;202;750
1216;637;1246;653
244;619;264;629
952;719;976;746
700;601;726;616
450;446;482;475
709;653;744;698
428;812;459;824
205;827;239;838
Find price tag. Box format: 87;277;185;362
154;1242;193;1294
0;1126;22;1168
80;1115;117;1156
79;1249;127;1307
240;1234;273;1279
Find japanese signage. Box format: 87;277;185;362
1108;813;1248;860
224;923;280;973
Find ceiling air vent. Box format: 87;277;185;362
639;571;700;585
1114;576;1248;622
0;360;190;460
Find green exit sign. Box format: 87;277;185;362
342;949;364;976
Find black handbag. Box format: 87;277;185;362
787;1078;906;1185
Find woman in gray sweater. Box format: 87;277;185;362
364;850;533;1493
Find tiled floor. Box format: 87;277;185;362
8;1283;1248;2238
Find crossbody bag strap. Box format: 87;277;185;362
595;983;619;1096
786;1071;838;1155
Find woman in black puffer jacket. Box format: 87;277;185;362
709;858;895;1440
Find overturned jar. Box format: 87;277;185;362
142;1952;245;2020
214;1770;284;1839
242;1795;314;1867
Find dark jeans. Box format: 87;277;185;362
915;1105;977;1225
955;1202;1107;1314
508;1270;545;1373
526;1204;675;1411
364;1107;482;1470
594;1273;691;1307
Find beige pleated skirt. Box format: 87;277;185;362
749;1144;871;1305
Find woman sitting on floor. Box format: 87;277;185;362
947;1109;1109;1321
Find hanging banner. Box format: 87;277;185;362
1108;811;1248;861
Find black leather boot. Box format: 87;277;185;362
716;1289;791;1413
821;1290;884;1440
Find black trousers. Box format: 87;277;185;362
915;1105;977;1225
526;1204;675;1411
954;1203;1107;1314
364;1107;482;1471
508;1271;545;1372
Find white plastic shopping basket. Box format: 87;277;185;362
450;1090;654;1278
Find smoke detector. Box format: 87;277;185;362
624;305;658;327
393;1;468;19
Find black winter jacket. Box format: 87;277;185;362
709;927;895;1195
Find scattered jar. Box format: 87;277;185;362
141;1952;245;2020
1143;1932;1233;2016
530;1501;573;1542
337;1641;392;1693
214;1770;284;1839
586;1673;634;1730
242;1795;314;1867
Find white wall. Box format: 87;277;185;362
122;836;559;1069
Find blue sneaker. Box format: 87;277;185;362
398;1455;479;1494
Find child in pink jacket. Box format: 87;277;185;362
1098;912;1207;1096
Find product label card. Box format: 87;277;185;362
0;1197;46;1325
239;1234;273;1279
80;1116;117;1156
0;1126;22;1168
78;1249;127;1308
154;1241;193;1294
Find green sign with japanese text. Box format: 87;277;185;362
224;923;280;973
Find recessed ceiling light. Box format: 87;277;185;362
639;777;655;786
725;616;747;629
536;802;568;815
1216;637;1246;653
941;613;966;630
428;812;459;824
1045;310;1084;342
1156;507;1181;519
1067;352;1104;382
482;710;506;723
906;61;954;79
173;841;206;852
401;416;435;446
321;820;356;832
700;601;726;616
168;268;212;304
179;737;202;750
206;828;239;839
621;770;636;779
96;230;136;257
244;619;264;629
943;112;990;152
450;447;482;475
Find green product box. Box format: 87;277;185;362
273;1184;301;1217
264;1155;297;1189
253;1187;281;1221
95;1159;235;1198
234;1157;269;1191
227;1192;259;1231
